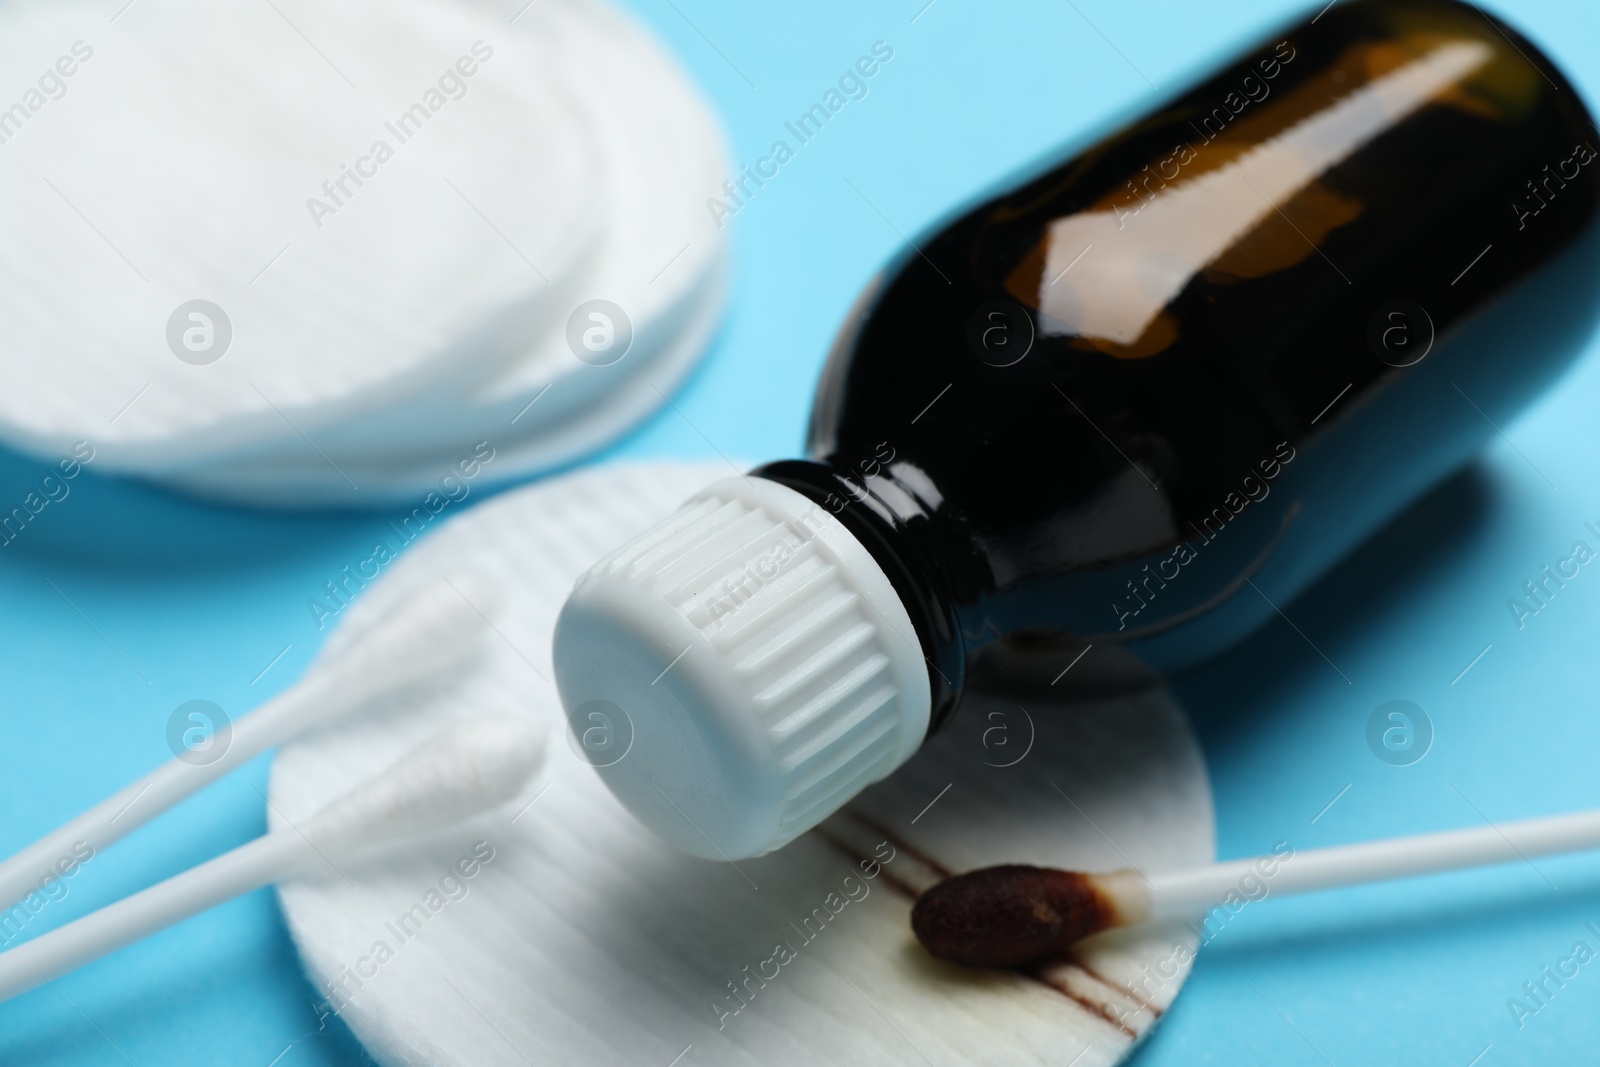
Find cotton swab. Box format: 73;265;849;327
913;806;1600;967
0;716;545;1004
0;578;494;914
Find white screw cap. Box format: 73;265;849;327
552;476;931;860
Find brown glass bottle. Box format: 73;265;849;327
553;0;1600;860
757;0;1600;725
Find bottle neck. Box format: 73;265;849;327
754;459;966;735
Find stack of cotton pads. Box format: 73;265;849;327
270;460;1217;1067
0;0;727;506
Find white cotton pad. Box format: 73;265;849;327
148;0;733;506
0;0;637;477
164;259;728;505
0;0;604;471
458;0;731;434
268;461;1216;1066
278;0;733;460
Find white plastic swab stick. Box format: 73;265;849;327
0;716;545;1004
1144;807;1600;913
0;578;495;914
913;806;1600;967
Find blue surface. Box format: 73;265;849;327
2;0;1600;1063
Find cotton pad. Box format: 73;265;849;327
240;0;734;467
269;461;1216;1066
0;0;730;507
0;0;600;470
165;261;728;504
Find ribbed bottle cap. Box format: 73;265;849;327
552;476;931;859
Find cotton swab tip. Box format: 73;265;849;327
912;866;1150;968
301;716;546;851
313;576;500;693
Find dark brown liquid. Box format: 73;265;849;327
911;865;1115;968
758;0;1600;730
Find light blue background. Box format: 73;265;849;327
3;0;1599;1063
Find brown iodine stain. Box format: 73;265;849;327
813;826;1158;1037
810;823;920;902
1024;965;1140;1040
911;865;1115;969
1068;953;1164;1019
841;808;954;881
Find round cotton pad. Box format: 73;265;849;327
0;0;603;470
269;461;1217;1067
161;0;733;506
252;0;734;465
164;261;728;505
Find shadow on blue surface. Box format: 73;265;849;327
1177;461;1498;741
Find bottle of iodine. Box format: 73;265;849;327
554;0;1600;859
